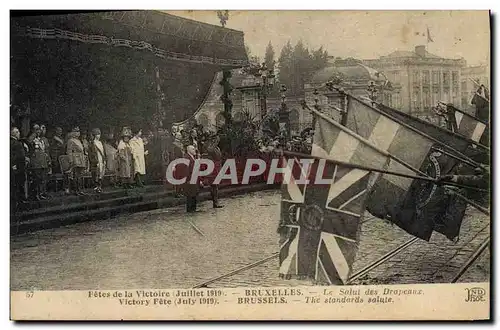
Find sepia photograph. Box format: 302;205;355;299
9;9;490;320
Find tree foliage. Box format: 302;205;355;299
245;43;260;66
277;40;329;96
264;41;275;71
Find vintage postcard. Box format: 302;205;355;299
10;10;490;321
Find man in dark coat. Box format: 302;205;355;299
88;128;107;193
28;124;50;200
471;85;489;123
11;127;28;209
437;166;490;206
66;126;87;195
203;135;223;208
437;167;489;189
49;127;65;174
183;145;203;213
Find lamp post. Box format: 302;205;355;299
310;88;320;130
313;88;320;108
367;81;378;106
278;84;290;140
253;62;275;119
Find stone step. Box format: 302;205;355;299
13;188;174;222
18;184;167;211
11;183;277;235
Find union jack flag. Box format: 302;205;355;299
279;114;383;284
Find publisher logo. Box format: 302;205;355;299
465;287;486;302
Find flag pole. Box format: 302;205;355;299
468;78;490;102
431;146;485;169
326;86;486;170
283;150;434;182
304;102;430;178
283;150;487;193
447;103;488;125
353;92;485;168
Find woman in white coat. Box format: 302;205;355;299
129;128;147;187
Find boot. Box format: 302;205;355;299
135;174;144;187
211;185;223;208
213;202;224;209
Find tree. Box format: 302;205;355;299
311;46;329;72
277;40;293;94
291;40;311;95
245;43;260;66
277;41;330;97
264;41;275;71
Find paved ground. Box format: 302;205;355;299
10;191;490;290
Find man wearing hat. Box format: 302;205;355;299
183;145;203;212
88;128;107;193
66;126;87;195
203;133;224;208
116;127;134;188
28;124;50;200
11;126;28;209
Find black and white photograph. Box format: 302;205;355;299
9;9;491;320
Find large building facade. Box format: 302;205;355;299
183;45;481;135
363;45;467;121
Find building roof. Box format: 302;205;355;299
310;64;385;85
11;11;248;66
10;11;249;130
382;49;442;59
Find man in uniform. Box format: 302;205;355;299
28;124;50;200
183;145;203;213
437;166;489;189
11;127;28;209
49;127;65;174
204;134;224;208
66;126;87;195
437;166;489;205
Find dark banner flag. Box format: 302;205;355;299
375;102;479;240
279;113;387;284
345;96;444;241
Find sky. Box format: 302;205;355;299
166;10;490;66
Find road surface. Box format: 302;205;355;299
10;190;490;290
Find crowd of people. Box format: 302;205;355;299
10;124;152;209
10;121;229;212
10;114;317;213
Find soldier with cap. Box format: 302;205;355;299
28;124;50;200
203;133;224;208
437;166;489;189
183;145;203;213
88;128;107;193
66;126;87;195
49;127;65;174
11;126;28;209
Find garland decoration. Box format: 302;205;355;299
16;27;249;67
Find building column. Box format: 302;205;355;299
440;69;444;103
457;71;462;108
419;71;424;114
449;70;453;105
